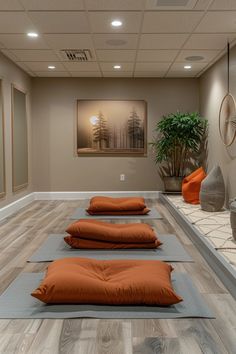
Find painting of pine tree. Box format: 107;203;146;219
77;100;146;155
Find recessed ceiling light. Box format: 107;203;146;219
27;32;38;38
185;55;204;62
113;65;121;69
48;65;56;70
111;20;123;27
184;65;192;69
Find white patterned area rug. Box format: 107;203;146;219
166;195;236;271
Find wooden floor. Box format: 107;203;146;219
0;199;235;354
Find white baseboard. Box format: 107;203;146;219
0;193;35;221
0;191;160;221
35;191;160;200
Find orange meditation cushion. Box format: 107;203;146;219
182;167;206;204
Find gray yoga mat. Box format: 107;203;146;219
28;234;193;262
70;207;162;220
0;273;214;319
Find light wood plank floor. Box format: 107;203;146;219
0;199;235;354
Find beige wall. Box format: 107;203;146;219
32;77;199;191
200;44;236;202
0;52;32;208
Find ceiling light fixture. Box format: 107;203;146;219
113;65;121;69
48;65;56;70
27;32;38;38
184;65;192;69
111;20;123;27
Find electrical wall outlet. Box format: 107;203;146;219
120;174;125;181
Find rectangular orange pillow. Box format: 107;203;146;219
66;220;157;243
64;235;161;249
87;208;150;215
87;196;147;213
31;257;182;306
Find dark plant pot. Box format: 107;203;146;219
163;176;183;192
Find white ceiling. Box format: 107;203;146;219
0;0;236;78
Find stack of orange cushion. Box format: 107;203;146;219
182;167;206;204
31;257;182;306
86;196;150;215
64;219;162;249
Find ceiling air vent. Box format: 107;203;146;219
155;0;198;9
60;49;92;61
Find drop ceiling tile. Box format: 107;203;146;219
137;50;178;62
184;34;236;50
89;12;142;34
135;62;171;71
21;61;66;71
21;0;84;10
139;34;188;49
86;0;144;10
63;61;100;71
93;34;138;49
0;34;49;49
143;11;203;33
102;71;133;77
29;11;89;34
195;11;236;33
70;72;102;77
0;0;24;10
145;0;199;10
15;62;33;73
100;62;134;71
35;71;70;77
209;0;236;10
134;71;165;77
96;50;136;62
43;34;93;50
166;70;198;77
176;49;220;62
0;12;36;33
10;49;59;61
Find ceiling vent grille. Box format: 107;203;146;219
155;0;198;9
60;49;92;61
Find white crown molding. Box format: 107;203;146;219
0;191;160;221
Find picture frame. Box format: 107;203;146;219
77;99;147;156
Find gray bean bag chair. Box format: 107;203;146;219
230;199;236;241
200;165;225;212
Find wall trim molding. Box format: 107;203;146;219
0;193;35;221
34;191;160;200
0;191;160;220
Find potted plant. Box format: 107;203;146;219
150;111;207;192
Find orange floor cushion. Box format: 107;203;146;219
31;258;182;306
87;196;150;215
66;220;158;243
182;167;206;204
64;235;161;249
65;220;162;249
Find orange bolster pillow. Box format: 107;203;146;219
31;257;182;306
64;235;162;249
66;220;157;243
87;196;147;212
87;208;150;215
182;167;206;204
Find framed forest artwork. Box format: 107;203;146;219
77;100;147;156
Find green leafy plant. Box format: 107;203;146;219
150;111;207;177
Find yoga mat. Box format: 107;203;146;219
70;207;162;220
28;234;193;263
0;273;214;319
